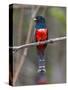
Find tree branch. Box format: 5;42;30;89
10;36;66;51
12;6;40;85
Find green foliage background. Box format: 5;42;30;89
12;4;66;86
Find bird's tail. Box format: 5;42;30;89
37;49;46;72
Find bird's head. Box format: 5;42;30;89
34;16;45;23
34;16;47;29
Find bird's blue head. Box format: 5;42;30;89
34;16;47;29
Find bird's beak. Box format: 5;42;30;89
33;18;37;21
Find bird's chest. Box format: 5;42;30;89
35;29;48;41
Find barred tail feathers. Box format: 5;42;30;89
37;49;46;72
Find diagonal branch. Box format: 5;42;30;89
13;6;40;86
10;36;66;51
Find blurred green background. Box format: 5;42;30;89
12;4;66;86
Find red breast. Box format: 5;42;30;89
35;29;48;49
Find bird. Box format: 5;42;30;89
34;16;48;84
34;16;48;72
